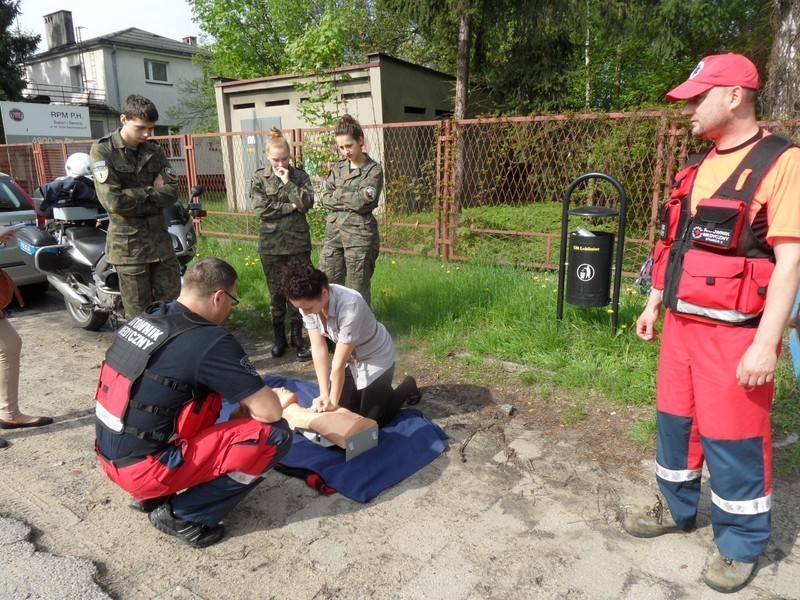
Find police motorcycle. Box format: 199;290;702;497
20;153;204;331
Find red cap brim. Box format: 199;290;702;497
666;79;715;102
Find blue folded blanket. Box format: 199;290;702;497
262;376;448;503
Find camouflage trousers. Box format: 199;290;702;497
320;243;379;307
116;257;181;319
260;253;312;325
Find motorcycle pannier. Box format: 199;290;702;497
16;227;70;271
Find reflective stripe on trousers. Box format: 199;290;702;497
654;310;775;562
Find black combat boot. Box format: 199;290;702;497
271;322;288;358
291;321;312;361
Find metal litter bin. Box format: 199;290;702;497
565;230;614;307
556;172;628;333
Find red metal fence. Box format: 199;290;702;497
5;113;800;274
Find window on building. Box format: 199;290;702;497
90;120;105;139
343;91;371;100
144;59;169;83
69;65;83;89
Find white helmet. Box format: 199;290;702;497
65;152;92;178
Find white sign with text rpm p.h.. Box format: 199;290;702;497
0;101;91;144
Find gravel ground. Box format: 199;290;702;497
1;289;798;599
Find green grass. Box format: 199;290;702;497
200;236;660;405
630;415;658;450
195;236;800;476
563;401;588;425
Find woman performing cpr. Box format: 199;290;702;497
281;261;421;427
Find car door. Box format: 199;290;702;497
0;176;47;287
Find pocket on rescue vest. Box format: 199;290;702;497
658;199;682;243
690;198;745;250
676;250;746;310
676;250;773;315
737;258;774;314
95;361;133;433
651;240;672;290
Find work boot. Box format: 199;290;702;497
703;554;757;593
290;321;312;361
622;495;686;538
271;322;288;358
149;501;225;548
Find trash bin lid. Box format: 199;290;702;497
568;206;619;218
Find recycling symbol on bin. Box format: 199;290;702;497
576;264;595;282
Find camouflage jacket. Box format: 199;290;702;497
251;165;315;255
320;154;383;247
90;129;178;265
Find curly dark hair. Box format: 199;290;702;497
281;259;328;300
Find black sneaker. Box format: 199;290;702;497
129;495;171;513
403;376;423;405
148;501;225;548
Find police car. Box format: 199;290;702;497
0;172;48;293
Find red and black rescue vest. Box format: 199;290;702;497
94;303;220;442
654;132;795;326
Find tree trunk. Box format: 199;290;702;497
584;0;591;109
454;0;470;120
764;0;800;117
454;0;470;216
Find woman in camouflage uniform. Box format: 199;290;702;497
319;115;383;306
251;128;314;360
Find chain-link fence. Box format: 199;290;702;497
7;113;800;275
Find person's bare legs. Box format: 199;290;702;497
0;318;51;427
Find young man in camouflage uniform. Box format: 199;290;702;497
90;94;182;319
252;128;315;360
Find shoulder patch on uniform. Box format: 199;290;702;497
362;186;377;201
163;166;178;183
92;161;109;183
240;356;259;377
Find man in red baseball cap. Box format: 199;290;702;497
665;54;760;101
624;54;800;593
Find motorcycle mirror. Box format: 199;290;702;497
190;185;205;199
